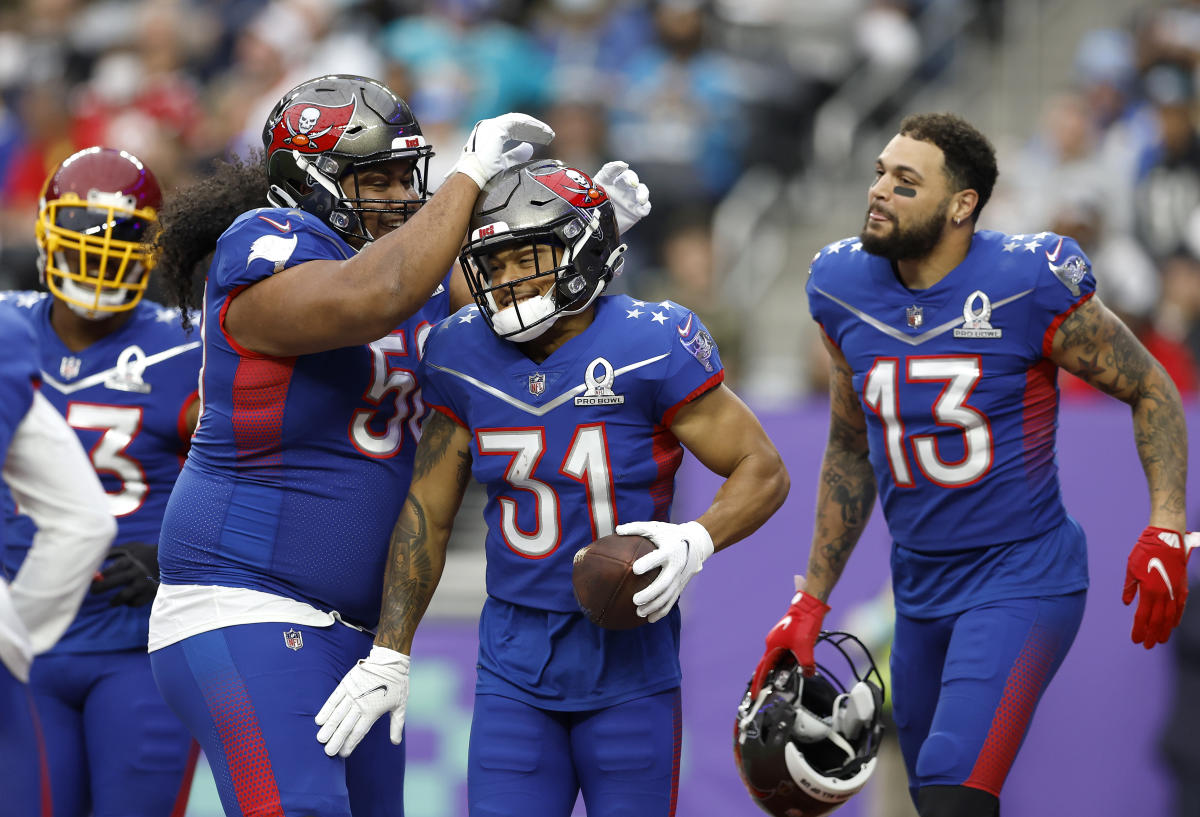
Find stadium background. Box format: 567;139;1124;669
2;0;1199;814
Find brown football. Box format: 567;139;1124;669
572;534;660;630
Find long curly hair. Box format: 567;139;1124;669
155;152;269;330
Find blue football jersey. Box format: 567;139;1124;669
158;208;451;629
420;293;724;707
0;302;40;557
807;231;1094;614
0;293;201;652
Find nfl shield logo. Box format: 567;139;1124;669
528;373;546;396
59;356;82;379
905;305;924;328
283;629;304;651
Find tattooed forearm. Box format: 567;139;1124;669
1052;296;1188;524
413;411;463;482
376;497;444;653
807;444;876;599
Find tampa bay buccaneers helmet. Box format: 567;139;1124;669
458;159;626;342
36;146;162;318
262;74;432;246
734;631;885;817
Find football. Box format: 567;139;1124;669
572;534;659;630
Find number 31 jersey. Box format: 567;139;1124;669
420;293;723;707
807;230;1095;558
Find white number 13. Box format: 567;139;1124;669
863;355;992;487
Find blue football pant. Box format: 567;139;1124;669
468;689;682;817
1;662;51;817
150;621;404;817
29;649;197;817
891;591;1085;801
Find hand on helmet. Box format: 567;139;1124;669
316;646;410;758
620;520;713;623
593;161;651;235
1123;527;1196;648
90;542;160;607
750;579;829;694
448;113;555;190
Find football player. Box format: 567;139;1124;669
750;112;1191;817
0;147;202;817
0;301;116;817
314;158;790;817
144;73;562;817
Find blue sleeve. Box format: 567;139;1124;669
1022;234;1097;356
656;307;724;425
0;305;39;458
419;320;467;427
209;210;352;297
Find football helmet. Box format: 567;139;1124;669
36;146;162;319
262;74;432;246
734;630;885;817
458;159;626;342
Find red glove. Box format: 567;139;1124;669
750;590;830;694
1123;526;1190;648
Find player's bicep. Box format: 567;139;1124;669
821;333;868;453
1049;295;1157;404
670;384;780;479
406;409;473;531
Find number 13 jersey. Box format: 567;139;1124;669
807;231;1095;615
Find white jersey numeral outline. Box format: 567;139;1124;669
477;424;616;558
863;355;993;488
66;402;148;516
350;332;425;459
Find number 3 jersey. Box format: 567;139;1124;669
0;293;201;652
156;208;450;632
420;294;724;708
807;230;1095;617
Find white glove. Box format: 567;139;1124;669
619;520;714;623
593;161;651;235
446;113;556;190
315;646;410;758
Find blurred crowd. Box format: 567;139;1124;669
987;4;1200;401
0;0;1198;400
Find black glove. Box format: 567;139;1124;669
91;543;160;607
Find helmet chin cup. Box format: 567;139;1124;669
490;292;558;342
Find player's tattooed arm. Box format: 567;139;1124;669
807;335;877;602
1051;295;1188;526
376;411;473;653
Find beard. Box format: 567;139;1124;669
859;198;951;261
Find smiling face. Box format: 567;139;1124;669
340;157;420;244
483;243;563;309
860;134;958;262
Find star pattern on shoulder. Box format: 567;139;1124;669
15;292;44;308
155;307;179;323
825;239;846;255
458;310;478;324
1023;239;1042;252
850;241;863;252
626;308;643;319
1003;240;1020;252
657;300;674;309
1033;231;1051;239
650;311;668;325
630;299;646;307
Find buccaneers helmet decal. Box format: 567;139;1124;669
265;99;357;155
529;165;609;210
